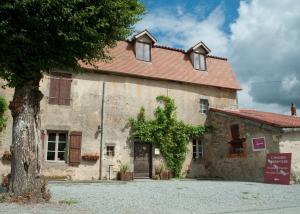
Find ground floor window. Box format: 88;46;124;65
46;132;67;161
192;139;203;159
106;145;115;157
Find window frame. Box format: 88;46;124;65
200;99;209;114
106;145;115;157
45;131;68;162
135;41;151;62
192;139;203;159
193;52;206;71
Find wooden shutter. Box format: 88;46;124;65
58;74;72;105
230;124;240;140
49;75;60;104
69;131;82;166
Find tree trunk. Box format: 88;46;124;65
9;79;50;202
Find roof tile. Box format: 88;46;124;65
80;41;241;90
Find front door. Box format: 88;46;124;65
134;142;152;178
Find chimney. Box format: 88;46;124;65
291;103;297;116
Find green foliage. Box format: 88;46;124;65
0;96;8;131
0;0;145;87
129;96;207;177
119;164;129;173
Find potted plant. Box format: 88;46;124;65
118;164;133;181
82;153;100;161
157;164;169;180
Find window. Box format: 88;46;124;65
200;99;209;114
192;139;203;159
136;42;151;62
106;146;115;157
227;124;246;157
49;72;72;105
194;53;206;70
46;132;67;161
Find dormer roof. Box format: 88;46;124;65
132;29;157;44
187;41;211;54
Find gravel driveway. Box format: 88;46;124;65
1;180;300;214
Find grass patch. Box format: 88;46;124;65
242;191;250;194
59;198;80;205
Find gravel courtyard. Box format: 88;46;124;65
1;180;300;214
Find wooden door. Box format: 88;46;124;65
134;142;152;178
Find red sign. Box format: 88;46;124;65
264;153;292;185
252;137;266;151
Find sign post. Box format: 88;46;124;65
264;153;292;185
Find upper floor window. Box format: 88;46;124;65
49;72;72;105
136;42;151;62
194;53;206;70
193;139;203;159
200;99;209;114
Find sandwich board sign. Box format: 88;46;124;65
264;153;292;185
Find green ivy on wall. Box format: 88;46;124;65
129;95;207;177
0;96;8;131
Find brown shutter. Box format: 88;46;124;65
58;75;71;105
230;124;240;140
69;131;82;166
49;75;60;104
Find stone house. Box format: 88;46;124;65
206;108;300;183
0;30;241;181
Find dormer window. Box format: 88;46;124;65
136;42;151;62
188;41;211;71
132;30;157;63
194;53;206;70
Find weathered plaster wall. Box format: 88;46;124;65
0;71;237;181
279;131;300;183
0;80;14;183
206;111;282;182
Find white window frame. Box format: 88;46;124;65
200;99;209;114
136;42;151;62
193;53;206;70
45;132;68;162
192;139;203;159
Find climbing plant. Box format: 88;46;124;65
0;96;8;131
129;96;207;177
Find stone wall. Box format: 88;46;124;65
279;131;300;183
0;70;237;181
206;111;282;182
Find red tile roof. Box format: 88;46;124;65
80;41;241;90
210;108;300;128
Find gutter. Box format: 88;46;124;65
99;81;106;180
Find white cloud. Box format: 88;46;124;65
135;4;229;56
229;0;300;113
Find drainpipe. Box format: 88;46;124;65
99;81;106;180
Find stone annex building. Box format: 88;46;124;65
0;30;299;183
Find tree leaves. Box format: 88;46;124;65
0;0;145;87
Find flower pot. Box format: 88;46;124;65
160;171;170;180
81;154;99;161
118;172;133;181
